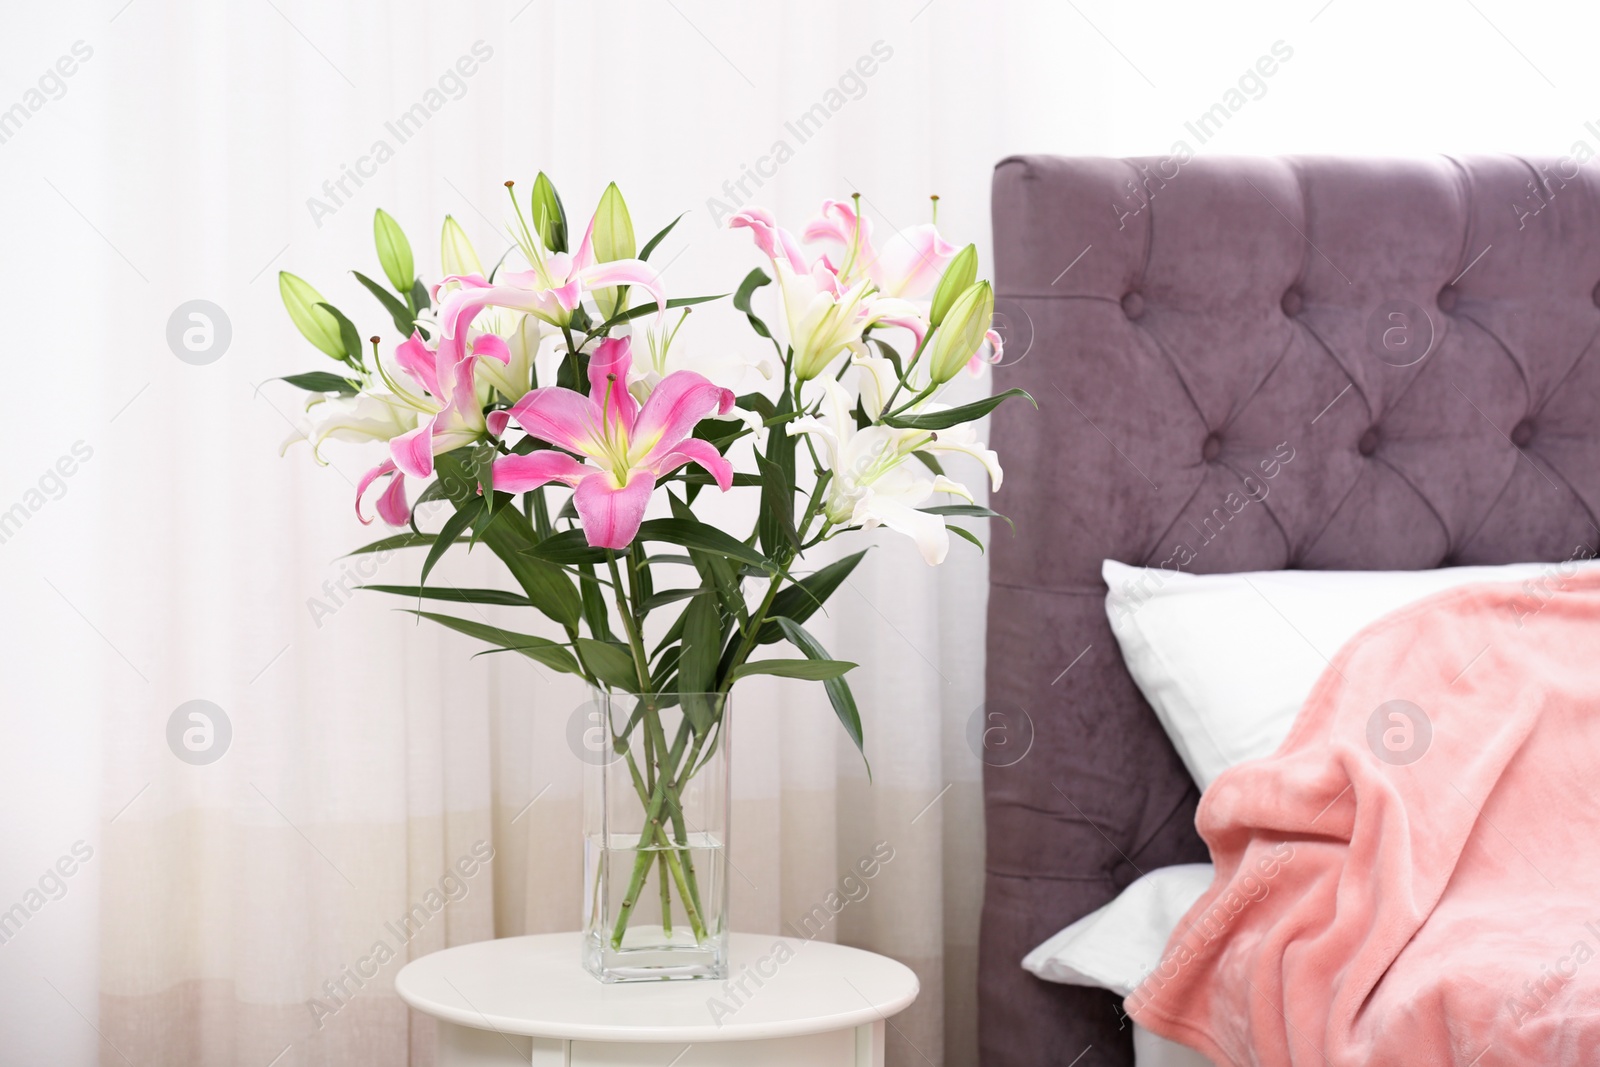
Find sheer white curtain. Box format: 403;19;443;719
8;1;1595;1065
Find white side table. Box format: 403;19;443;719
395;931;919;1067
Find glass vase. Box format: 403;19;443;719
581;690;730;982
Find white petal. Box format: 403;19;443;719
853;492;949;565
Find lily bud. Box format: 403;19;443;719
440;215;483;278
278;271;346;360
591;182;637;319
927;281;993;385
929;243;977;327
530;172;567;253
373;209;415;292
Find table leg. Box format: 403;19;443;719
855;1020;885;1067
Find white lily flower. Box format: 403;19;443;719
852;353;1004;491
789;377;976;565
279;391;418;464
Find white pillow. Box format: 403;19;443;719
1024;864;1218;1067
1102;556;1597;789
1023;864;1214;994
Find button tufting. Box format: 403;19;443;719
1437;285;1459;312
1201;433;1222;462
1511;419;1534;448
1121;292;1145;320
1592;280;1600;308
1280;288;1303;317
1357;427;1380;456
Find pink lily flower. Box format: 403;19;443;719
435;209;667;336
802;198;958;300
729;208;926;380
490;337;736;549
354;308;512;525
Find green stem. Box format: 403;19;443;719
611;721;701;946
604;552;712;946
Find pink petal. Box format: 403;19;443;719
868;223;958;299
652;437;734;491
375;469;411;526
587;336;638;436
729;209;808;273
356;459;398;525
550;277;584;312
579;259;666;315
880;313;929;353
574;469;656;549
574;212;597;269
508;387;604;457
395;332;440;397
631;371;736;466
438;277;547;337
487;410;512;437
492;449;593;492
472;333;511;365
801;199;874;263
968;327;1005;375
390;417;437;479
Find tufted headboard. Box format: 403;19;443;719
980;154;1600;1066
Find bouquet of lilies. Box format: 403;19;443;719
276;175;1028;949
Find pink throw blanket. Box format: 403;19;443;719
1129;570;1600;1066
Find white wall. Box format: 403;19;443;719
3;0;1597;1062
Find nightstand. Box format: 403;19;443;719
395;931;920;1066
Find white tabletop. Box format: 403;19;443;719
395;932;919;1043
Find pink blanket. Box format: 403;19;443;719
1128;569;1600;1066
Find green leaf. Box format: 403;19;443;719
421;498;483;590
733;267;773;340
676;469;763;488
639;211;687;261
678;592;723;732
316;302;364;366
345;531;452;556
278;272;346;360
775;618;867;770
882;388;1036;431
912;451;945;476
730;658;857;682
636;517;768;569
352;270;414;336
575;637;637;691
359;584;531;607
755;454;800;559
641;586;708;612
578;562;614;643
373;209;415;292
735;391;776;420
946;523;985;553
434;451;582;628
591;293;726;335
410;278;431;315
756;549;868;644
279;371;358;395
525;528;608;565
401;610;580;674
473;444;497;520
919;504;1014;531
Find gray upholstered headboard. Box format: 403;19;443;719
981;154;1600;1066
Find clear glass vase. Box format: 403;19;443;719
581;690;730;982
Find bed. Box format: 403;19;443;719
980;154;1600;1065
